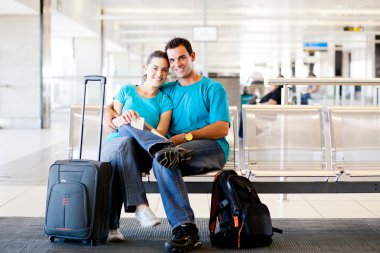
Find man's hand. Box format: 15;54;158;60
169;133;186;145
105;105;119;130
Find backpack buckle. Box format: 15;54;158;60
218;199;229;209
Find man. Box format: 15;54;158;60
106;37;230;252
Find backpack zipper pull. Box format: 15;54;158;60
233;215;239;227
233;208;239;227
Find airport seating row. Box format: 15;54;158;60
68;104;380;194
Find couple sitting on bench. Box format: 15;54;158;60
101;37;230;253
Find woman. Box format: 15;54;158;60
101;50;173;242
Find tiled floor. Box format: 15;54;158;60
1;114;380;219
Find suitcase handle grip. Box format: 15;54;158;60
84;75;106;84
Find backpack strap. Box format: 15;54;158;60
209;172;222;234
273;227;283;234
210;199;229;222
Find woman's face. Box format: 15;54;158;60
145;57;169;87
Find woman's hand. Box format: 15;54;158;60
121;110;140;123
112;110;140;128
112;116;127;128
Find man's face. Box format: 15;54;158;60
166;45;195;79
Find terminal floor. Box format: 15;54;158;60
0;117;380;219
1;217;380;253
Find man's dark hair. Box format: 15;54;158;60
165;37;193;55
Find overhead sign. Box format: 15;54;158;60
303;42;328;52
343;26;364;32
193;26;218;42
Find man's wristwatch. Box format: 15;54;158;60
184;132;193;142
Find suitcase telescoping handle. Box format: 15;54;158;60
78;75;107;161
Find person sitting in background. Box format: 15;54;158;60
241;87;254;104
259;84;282;104
301;72;319;105
238;74;283;138
258;73;284;105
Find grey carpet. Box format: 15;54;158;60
1;217;380;253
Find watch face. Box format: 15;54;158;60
185;133;193;141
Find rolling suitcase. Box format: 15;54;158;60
44;75;112;245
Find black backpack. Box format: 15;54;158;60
209;170;282;249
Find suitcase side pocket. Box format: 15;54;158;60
45;181;91;239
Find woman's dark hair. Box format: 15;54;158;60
143;50;169;80
146;50;168;65
165;37;193;55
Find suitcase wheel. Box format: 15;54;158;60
49;236;55;242
85;239;97;246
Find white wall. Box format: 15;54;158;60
74;38;101;76
351;48;369;78
51;0;100;36
0;15;41;128
15;0;39;12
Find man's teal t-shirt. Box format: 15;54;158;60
161;77;230;161
106;85;173;142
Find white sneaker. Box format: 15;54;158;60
135;206;161;227
107;228;124;242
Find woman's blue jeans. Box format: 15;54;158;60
101;136;151;229
101;125;169;229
